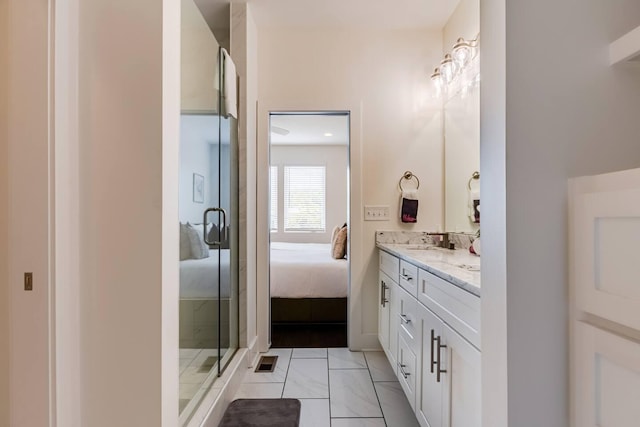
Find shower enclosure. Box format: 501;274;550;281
178;0;238;423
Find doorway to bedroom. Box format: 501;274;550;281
268;112;350;348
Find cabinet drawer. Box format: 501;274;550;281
379;250;399;282
418;268;481;349
398;334;417;410
398;286;419;355
399;260;418;297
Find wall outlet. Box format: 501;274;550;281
364;205;390;221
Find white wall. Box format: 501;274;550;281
231;2;259;356
179;115;216;223
481;0;640;426
74;0;180;425
258;28;444;348
443;0;479;51
270;145;348;243
6;0;52;425
0;0;10;424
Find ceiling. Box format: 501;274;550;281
248;0;461;30
270;114;350;145
196;0;461;31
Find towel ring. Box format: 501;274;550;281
398;171;420;192
467;171;480;190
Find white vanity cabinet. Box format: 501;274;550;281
378;248;481;427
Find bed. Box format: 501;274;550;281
270;242;348;326
179;249;232;348
180;249;231;299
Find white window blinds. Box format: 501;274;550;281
284;166;326;232
270;166;278;231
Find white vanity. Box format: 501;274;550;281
377;235;481;427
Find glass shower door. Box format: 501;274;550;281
211;49;239;374
179;0;238;421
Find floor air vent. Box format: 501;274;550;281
255;355;278;373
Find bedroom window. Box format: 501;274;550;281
284;166;326;232
270;166;278;231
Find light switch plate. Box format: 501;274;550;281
364;205;390;221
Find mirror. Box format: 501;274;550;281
444;77;480;233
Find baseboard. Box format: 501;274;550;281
349;332;382;351
246;335;260;368
186;348;247;427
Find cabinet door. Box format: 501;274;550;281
574;321;640;427
417;305;445;427
378;270;392;352
443;324;481;427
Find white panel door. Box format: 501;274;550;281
575;321;640;427
574;187;640;330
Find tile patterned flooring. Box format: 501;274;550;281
179;348;225;415
234;348;419;427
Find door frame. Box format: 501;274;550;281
256;100;366;352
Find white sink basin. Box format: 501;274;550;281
455;263;480;272
403;244;441;251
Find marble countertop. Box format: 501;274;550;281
376;243;481;297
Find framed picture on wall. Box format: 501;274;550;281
193;173;204;203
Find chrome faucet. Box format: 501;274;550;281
427;232;450;249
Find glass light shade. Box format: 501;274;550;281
469;37;480;61
452;38;472;68
440;54;457;84
430;68;442;88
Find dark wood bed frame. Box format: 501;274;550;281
271;297;347;325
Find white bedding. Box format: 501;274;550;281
180;249;231;299
270;242;348;298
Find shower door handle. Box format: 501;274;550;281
203;207;227;246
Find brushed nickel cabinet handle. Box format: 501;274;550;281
436;335;447;383
380;281;388;307
399;363;410;379
430;329;436;374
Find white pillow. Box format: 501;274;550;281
179;223;192;260
186;223;210;259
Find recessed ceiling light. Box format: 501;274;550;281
324;132;333;137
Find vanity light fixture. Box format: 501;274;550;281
452;37;472;68
430;33;480;98
430;68;442;88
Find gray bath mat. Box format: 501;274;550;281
219;398;301;427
